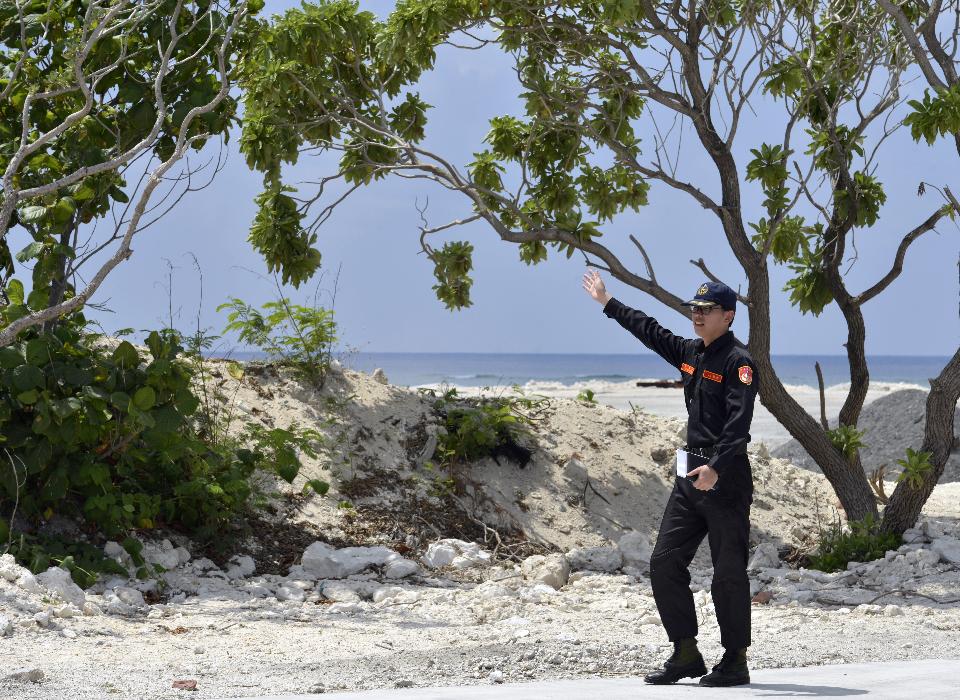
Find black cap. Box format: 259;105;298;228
681;281;737;310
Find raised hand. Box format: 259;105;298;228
581;269;611;305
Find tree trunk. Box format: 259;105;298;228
676;11;880;525
755;357;879;522
881;348;960;534
740;252;878;522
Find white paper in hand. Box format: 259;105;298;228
675;449;687;477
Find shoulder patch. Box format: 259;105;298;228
738;365;753;385
680;363;695;375
703;369;723;383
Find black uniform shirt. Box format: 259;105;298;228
602;297;758;476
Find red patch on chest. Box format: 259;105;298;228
703;370;723;383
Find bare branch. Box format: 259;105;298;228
688;257;750;305
629;234;657;284
877;0;947;88
857;206;954;304
815;361;828;430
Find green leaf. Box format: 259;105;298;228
0;345;24;369
16;389;39;405
19;205;47;224
51;398;82;419
24;338;51;366
274;446;299;484
109;392;131;411
32;411;51;433
133;386;156;410
51;197;76;224
6;279;24;305
11;364;45;392
26;287;49;311
135;408;157;430
145;330;164;359
247;186;320;288
174;389;199;416
112;341;140;367
15;241;44;263
150;405;183;433
303;479;329;496
122;537;144;561
81;385;109;402
61;365;93;386
68;183;96;201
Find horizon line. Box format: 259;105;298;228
221;349;955;359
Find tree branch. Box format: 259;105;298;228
688;257;749;305
856;206;952;304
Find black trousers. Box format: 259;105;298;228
649;457;753;650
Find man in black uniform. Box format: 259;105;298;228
582;270;757;687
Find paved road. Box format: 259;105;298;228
240;659;960;699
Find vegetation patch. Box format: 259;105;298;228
807;515;903;573
419;387;547;484
0;311;329;585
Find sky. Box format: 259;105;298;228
77;1;960;357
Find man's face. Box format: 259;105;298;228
690;304;733;340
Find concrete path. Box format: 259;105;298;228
240;659;960;699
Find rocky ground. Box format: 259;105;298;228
2;363;959;698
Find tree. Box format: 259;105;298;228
870;0;960;533
0;0;263;344
239;0;959;533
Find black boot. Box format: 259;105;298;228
644;638;707;685
699;647;750;687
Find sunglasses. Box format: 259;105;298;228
689;305;720;316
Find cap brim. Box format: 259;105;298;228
681;299;715;307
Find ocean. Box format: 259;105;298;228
334;352;947;390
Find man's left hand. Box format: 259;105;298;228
687;465;718;490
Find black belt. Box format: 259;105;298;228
684;445;747;458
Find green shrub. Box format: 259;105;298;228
7;534;144;589
895;447;933;489
576;388;597;404
420;386;543;475
0;312;324;582
807;514;902;573
218;295;336;387
243;422;324;486
826;423;867;460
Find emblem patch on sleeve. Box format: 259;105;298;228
738;366;753;385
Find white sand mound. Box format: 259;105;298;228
773;389;960;482
211;360;839;563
